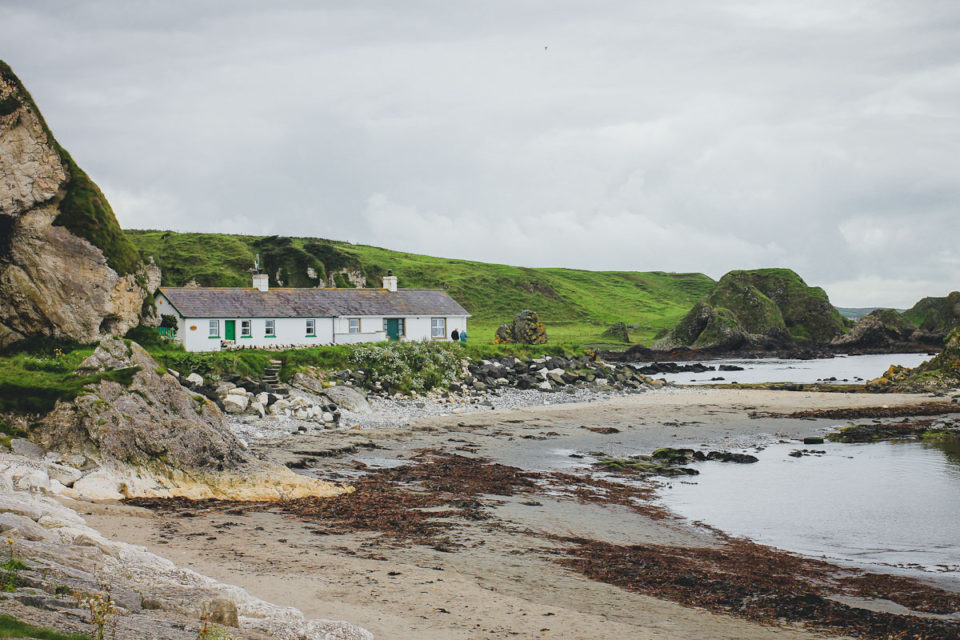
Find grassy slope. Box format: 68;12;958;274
903;292;960;333
0;614;89;640
126;230;715;345
0;61;141;276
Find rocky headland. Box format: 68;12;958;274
0;61;159;348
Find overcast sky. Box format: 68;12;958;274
2;1;958;307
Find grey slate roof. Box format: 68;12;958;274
157;287;471;319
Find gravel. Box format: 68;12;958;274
228;385;649;439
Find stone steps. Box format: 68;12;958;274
263;362;287;395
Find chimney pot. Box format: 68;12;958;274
382;271;398;292
253;273;269;292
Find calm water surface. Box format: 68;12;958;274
656;437;960;587
642;352;932;385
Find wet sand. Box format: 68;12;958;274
83;388;950;640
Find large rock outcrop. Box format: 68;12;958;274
494;310;548;344
30;337;343;500
831;308;941;352
903;291;960;337
0;60;159;348
656;269;845;350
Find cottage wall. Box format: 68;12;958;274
159;290;469;352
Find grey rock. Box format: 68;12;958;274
0;513;52;541
322;385;371;414
0;65;159;349
32;338;254;474
11;438;45;459
185;373;204;387
223;394;249;415
200;597;239;627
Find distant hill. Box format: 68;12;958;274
656;268;847;349
835;307;905;321
125;230;715;343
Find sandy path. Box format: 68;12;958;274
84;388;945;640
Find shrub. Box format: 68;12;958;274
348;341;461;394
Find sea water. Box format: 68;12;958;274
656;437;960;588
637;352;932;385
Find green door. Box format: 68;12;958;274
224;320;236;340
386;318;401;341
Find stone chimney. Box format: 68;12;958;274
252;273;269;292
382;269;398;292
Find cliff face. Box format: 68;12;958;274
0;61;158;348
658;269;846;349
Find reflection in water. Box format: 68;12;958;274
925;434;960;472
656;439;960;587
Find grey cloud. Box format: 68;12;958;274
2;0;958;306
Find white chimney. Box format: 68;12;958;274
382;269;398;292
253;273;269;292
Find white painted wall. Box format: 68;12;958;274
158;292;470;351
399;315;469;341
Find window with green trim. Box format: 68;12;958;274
265;319;276;337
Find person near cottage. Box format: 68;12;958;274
459;329;468;343
451;328;460;341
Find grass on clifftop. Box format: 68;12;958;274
0;614;90;640
127;230;715;346
0;341;139;415
0;60;141;276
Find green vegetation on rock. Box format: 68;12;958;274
0;614;90;640
0;61;141;276
660;268;845;348
0;343;140;414
903;292;960;334
126;229;715;345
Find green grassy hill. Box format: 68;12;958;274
126;230;715;346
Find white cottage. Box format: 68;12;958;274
155;273;470;352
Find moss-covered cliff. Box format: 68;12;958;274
0;60;140;276
903;292;960;335
659;268;846;349
0;60;157;347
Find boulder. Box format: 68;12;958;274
493;310;548;345
290;371;325;395
223;394;249;414
10;438;45;459
322;385;371;414
601;322;630;342
32;337;251;473
185;373;204;387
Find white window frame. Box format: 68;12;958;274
240;319;251;338
431;317;446;339
348;318;361;334
208;320;219;337
265;319;276;337
306;319;316;336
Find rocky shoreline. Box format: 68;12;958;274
0;451;371;640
